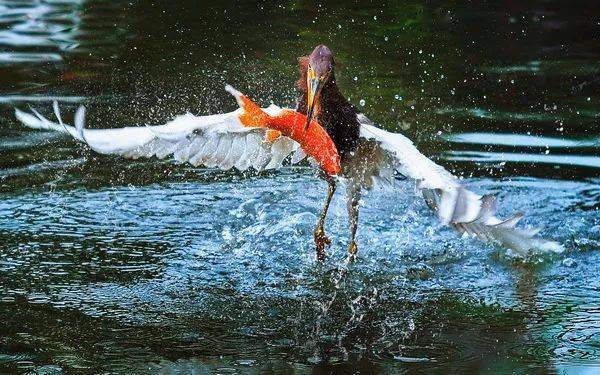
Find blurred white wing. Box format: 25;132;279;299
15;104;305;172
354;115;564;255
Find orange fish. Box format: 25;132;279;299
225;85;341;176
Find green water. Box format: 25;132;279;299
0;1;598;373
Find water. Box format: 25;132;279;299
0;1;598;373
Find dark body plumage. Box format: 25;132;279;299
295;53;361;162
294;45;364;259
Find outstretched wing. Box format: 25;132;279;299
353;114;564;255
15;104;306;172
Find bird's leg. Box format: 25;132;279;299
347;185;361;259
314;173;336;261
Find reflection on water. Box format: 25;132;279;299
443;132;600;148
444;151;600;169
0;0;83;54
0;0;599;373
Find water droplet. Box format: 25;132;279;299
353;76;358;81
359;99;366;106
384;36;389;41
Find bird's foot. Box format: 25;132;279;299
314;227;331;261
348;241;358;261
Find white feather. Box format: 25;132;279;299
14;103;302;173
357;119;564;255
14;99;563;256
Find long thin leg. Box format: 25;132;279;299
347;185;361;259
314;173;336;260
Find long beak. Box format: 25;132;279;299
305;77;322;131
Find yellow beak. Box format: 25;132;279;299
305;67;323;130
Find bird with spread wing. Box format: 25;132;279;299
15;44;563;260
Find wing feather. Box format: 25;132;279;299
188;137;212;166
234;135;252;171
223;136;246;171
356;118;563;255
204;135;231;168
252;142;272;172
15;104;301;173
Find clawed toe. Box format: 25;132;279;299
348;241;358;260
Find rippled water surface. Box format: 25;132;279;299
0;1;599;373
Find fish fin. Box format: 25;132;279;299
225;84;270;127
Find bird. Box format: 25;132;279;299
15;44;564;260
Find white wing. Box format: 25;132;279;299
15;103;306;172
354;115;564;255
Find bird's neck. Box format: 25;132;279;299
296;56;346;115
319;76;345;107
296;77;361;161
295;59;361;160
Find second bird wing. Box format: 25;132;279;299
354;115;564;255
15;104;305;172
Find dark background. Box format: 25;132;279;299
0;1;598;373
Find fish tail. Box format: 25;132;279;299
225;85;271;127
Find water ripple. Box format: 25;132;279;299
444;150;600;169
0;173;597;370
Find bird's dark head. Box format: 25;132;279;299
304;44;336;129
